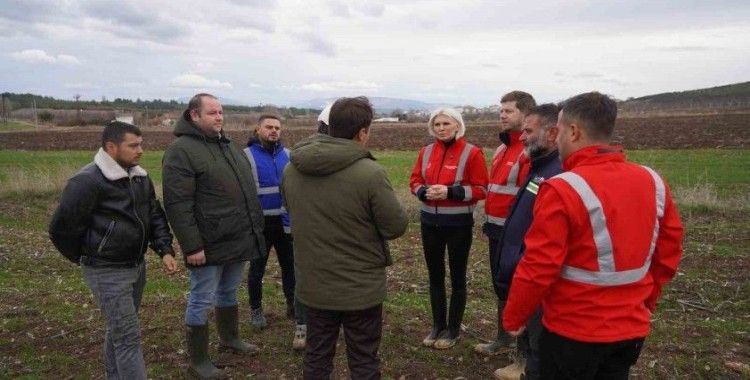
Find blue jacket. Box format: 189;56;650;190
494;150;562;299
244;138;291;232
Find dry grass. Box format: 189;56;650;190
0;165;78;197
673;182;750;210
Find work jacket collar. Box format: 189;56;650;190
563;145;625;171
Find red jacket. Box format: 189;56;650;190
410;138;488;226
485;131;530;231
503;145;683;343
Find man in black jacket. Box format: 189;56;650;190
49;121;177;380
492;104;563;380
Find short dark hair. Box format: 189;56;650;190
559;92;617;140
501;91;536;115
102;120;141;148
258;114;281;125
187;93;217;114
528;103;559;129
328;96;373;139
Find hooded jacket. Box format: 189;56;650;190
282;134;408;310
49;148;173;266
162;111;266;267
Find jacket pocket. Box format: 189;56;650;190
97;220;116;254
199;211;247;245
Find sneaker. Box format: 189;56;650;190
422;328;442;347
250;307;267;329
293;324;306;351
433;330;459;349
493;355;526;380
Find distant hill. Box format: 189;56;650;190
296;96;449;113
620;82;750;115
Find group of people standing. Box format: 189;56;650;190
48;89;683;380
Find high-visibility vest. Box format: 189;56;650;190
243;143;291;232
409;138;488;224
485;131;528;227
555;166;666;286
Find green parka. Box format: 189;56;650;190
162;112;265;267
282;134;408;310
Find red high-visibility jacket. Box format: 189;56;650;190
485;131;530;230
503;145;684;343
410;138;488;226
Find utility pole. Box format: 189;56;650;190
32;99;38;128
1;94;6;124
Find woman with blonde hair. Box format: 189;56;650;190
409;108;489;349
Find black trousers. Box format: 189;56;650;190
304;304;383;380
518;308;543;380
421;224;473;334
540;327;645;380
247;223;294;310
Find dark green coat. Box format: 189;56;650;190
162;112;265;266
282;134;408;310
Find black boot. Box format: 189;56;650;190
474;300;515;355
216;305;259;354
186;324;224;379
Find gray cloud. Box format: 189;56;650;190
654;45;715;52
0;0;63;23
571;72;604;79
407;0;750;34
225;0;277;7
294;33;336;57
79;1;188;42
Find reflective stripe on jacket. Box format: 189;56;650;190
409;137;488;226
485;131;529;231
244;141;290;231
502;145;684;343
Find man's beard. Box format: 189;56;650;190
524;139;548;160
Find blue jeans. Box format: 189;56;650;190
185;262;247;325
82;261;147;380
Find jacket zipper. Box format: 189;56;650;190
434;143;449;215
97;220;116;254
129;177;146;256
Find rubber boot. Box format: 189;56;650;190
475;300;515;355
216;305;259;354
186;324;224;379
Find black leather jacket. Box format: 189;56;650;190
49;156;174;267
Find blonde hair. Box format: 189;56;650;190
427;108;466;139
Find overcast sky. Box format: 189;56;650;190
2;0;749;107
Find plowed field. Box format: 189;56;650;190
2;113;748;150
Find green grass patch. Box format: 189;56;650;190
0;120;36;132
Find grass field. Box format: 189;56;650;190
0;120;36;132
0;148;748;378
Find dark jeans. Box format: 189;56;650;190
421;224;473;333
248;225;294;310
540;327;645;380
518;308;543;380
304;304;383;380
82;261;147;380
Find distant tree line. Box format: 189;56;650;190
0;92;319;117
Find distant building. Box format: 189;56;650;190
115;115;134;124
373;117;400;123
